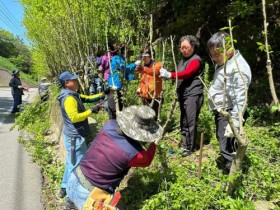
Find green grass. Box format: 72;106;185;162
11;82;280;210
0;56;37;86
0;56;18;70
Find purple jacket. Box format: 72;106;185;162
79;120;142;193
98;53;112;80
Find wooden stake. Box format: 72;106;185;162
198;132;204;180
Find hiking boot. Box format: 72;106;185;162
58;188;66;198
65;199;77;210
225;161;232;173
181;149;192;157
11;110;20;114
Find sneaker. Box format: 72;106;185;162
181;149;192;157
58;188;66;198
65;199;77;210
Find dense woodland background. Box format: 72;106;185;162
1;0;279;104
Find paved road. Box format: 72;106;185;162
0;87;44;210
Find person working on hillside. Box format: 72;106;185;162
136;46;163;120
207;31;251;172
106;42;141;119
159;35;204;157
57;71;104;209
9;69;28;114
66;105;163;210
98;44;117;81
38;77;52;101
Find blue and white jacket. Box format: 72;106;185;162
107;55;136;90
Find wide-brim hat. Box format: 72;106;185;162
12;70;20;76
117;105;163;142
58;71;79;85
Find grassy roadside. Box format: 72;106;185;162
0;56;37;86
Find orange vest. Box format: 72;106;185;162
138;61;162;99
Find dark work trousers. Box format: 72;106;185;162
141;98;163;120
214;110;249;162
179;94;204;151
107;89;123;119
12;94;22;112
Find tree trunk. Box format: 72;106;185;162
266;61;279;110
226;135;248;195
262;0;280;110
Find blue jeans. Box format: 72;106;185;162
61;135;87;192
67;172;90;210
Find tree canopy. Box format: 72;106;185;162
20;0;280;103
0;29;31;73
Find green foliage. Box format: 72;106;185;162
246;105;280;126
9;54;32;73
256;41;273;53
31;49;53;80
0;56;37;85
21;0;151;78
242;126;280;201
227;0;258;19
12;80;280;209
0;29;20;58
0;56;18;70
270;104;279;113
11;97;50;132
0;29;32;73
116;123;280;209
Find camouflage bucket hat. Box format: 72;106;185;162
117;105;163;142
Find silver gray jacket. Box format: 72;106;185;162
208;51;252;127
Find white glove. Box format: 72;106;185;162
154;137;161;145
159;68;171;78
224;124;234;138
136;88;141;96
135;60;141;66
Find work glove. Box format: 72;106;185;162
91;102;103;113
19;86;29;91
159;68;171;78
135;60;141;66
153;137;162;145
18;85;27;89
224;124;234;138
136;88;141;96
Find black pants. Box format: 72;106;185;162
12;94;22;112
214;110;249;162
179;94;204;151
141;98;162;120
107;90;123;119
